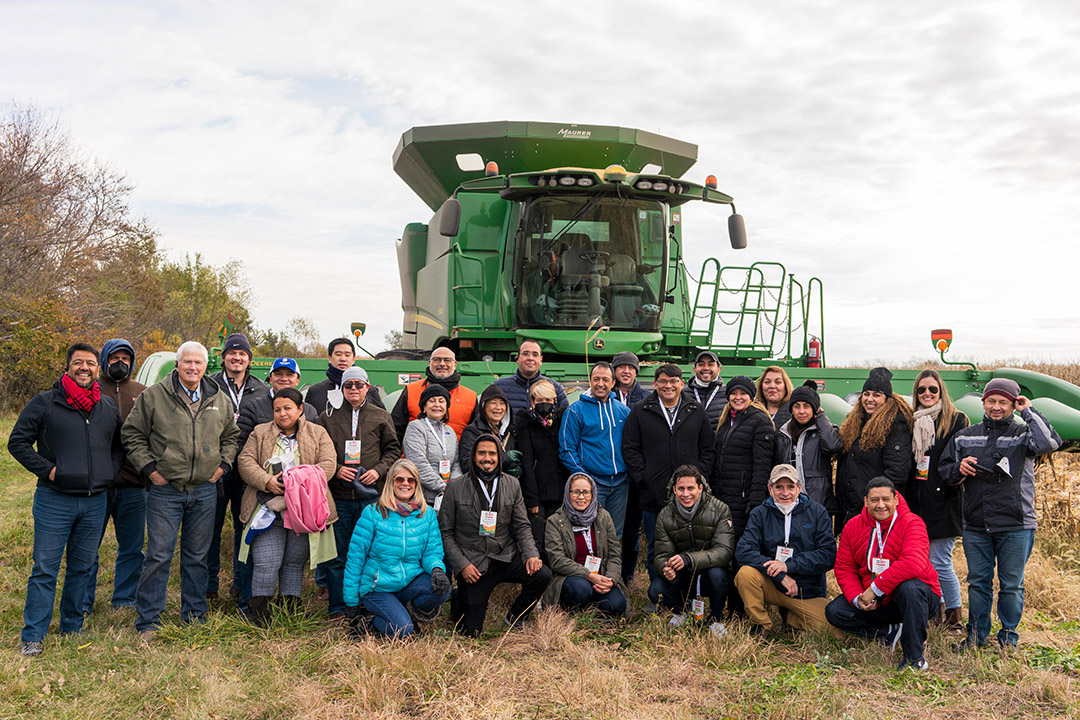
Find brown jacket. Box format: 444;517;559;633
316;401;401;501
237;417;338;525
99;375;147;488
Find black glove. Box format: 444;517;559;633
430;567;451;595
344;605;361;620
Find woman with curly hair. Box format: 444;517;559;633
836;367;913;525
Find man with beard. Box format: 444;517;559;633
492;339;568;418
392;347;477;440
438;435;551;636
9;343;124;656
682;351;726;431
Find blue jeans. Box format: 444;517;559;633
648;565;730;622
362;573;451;638
594;476;628;538
135;481;217;632
85;487;146;611
928;536;961;610
962;528;1035;646
325;498;366;616
560;575;627;617
22;487;106;643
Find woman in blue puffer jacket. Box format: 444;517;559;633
343;458;451;637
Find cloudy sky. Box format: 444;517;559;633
4;0;1078;365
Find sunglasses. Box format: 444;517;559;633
917;385;939;395
392;476;416;484
342;381;367;389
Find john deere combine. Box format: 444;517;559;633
137;121;1080;445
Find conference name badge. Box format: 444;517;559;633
775;546;794;562
691;598;706;620
479;510;497;536
439;458;451;478
344;440;362;465
584;555;602;572
871;557;890;575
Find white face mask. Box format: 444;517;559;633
776;498;799;515
327;388;344;410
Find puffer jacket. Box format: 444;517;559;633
735;493;836;599
121;371;239;490
236;416;339;525
683;378;726;431
402;417;461;503
779;413;842;513
316;401;401;501
623;392;715;513
8;382;124;495
541;505;627;611
457;384;514;476
493;370;568;418
343;501;445;604
835;493;941;605
653;475;735;575
940;407;1061;533
906;412;969;539
514;406;569;508
836;414;913;525
707;406;775;536
559;392;631;483
98;339;148;488
613;381;647;409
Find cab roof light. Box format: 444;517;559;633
705;175;717;190
603;164;628;183
485;161;499;177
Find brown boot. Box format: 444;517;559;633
931;602;946;625
944;607;964;631
248;596;271;626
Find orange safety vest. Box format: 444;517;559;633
405;380;477;439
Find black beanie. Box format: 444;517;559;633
789;379;821;414
419;384;452;412
862;367;893;397
223;333;253;358
725;375;756;399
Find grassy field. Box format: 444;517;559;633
2;415;1079;719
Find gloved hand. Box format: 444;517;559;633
430;567;451;595
344;605;361;620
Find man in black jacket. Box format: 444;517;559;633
305;337;384;417
622;364;714;585
683;350;726;431
8;343;124;656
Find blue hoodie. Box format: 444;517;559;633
559;392;631;484
99;338;137;379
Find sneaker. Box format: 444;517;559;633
669;614;687;627
504;612;527;631
899;657;929;671
748;624;771;639
406;600;440;624
20;641;43;657
138;630;157;645
709;621;728;638
885;623;903;652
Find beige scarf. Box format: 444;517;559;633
912;402;941;460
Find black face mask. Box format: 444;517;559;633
107;361;130;381
535;402;554;417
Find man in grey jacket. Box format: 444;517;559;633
438;434;551;636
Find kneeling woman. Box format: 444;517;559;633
343;459;451;637
238;388;338;623
542;473;627;617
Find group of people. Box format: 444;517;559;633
9;337;1061;672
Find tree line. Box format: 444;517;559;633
0;107;320;410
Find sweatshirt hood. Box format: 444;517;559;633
99;338;137;380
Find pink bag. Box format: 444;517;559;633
282;464;330;533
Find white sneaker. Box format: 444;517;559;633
889;623;904;652
709;621;728;638
669;614;687;627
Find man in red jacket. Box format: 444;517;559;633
825;477;941;671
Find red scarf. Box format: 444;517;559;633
61;374;100;412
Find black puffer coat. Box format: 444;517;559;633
779;413;842;514
513;406;568;508
906;412;969;539
836;414;913;525
707;406;776;536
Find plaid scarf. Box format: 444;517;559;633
393;500;422;517
61;374;100;412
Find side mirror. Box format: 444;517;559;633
728;213;747;249
439;198;462;237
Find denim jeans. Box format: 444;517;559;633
560;575;627;616
324;497;366;616
85;487;146;612
594;476;628;538
362;572;452;638
623;507;660;584
962;528;1035;646
135;481;217;632
207;469;247;596
648;565;730;622
22;486;106;643
928;536;961;610
824;579;940;663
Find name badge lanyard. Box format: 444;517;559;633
351;408;361;439
574;526;595;555
477;476;499;511
783;512;793;547
664;402;680;432
694;386;720;412
866;512;898;573
425;418;448;460
226;382;244;421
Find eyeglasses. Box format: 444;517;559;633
342;381;367;389
569;489;592;497
393;476;416;484
430;357;454;365
917;385;939;395
654;378;681;386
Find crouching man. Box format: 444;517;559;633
825;477;941;671
734;464;840;638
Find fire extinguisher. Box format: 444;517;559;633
807;336;822;368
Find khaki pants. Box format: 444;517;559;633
734;565;843;637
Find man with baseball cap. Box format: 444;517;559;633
683;350;726;430
734;464;840;638
940;378;1061;650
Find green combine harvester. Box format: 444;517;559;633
137;121;1080;447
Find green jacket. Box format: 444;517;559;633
121;371;239;490
653;478;735;576
541;506;628;613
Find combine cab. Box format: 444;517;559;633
137;121;1080;447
